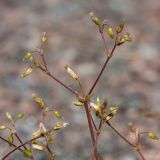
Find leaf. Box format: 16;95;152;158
23;149;33;158
147;132;159;140
64;65;78;80
17;113;25;119
108;28;114;39
32;144;44;151
53;111;62;119
20;67;33;78
0;125;7;130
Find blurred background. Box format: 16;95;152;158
0;0;160;159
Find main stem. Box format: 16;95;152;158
84;102;98;159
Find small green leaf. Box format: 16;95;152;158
17;113;25;119
0;125;7;130
23;149;32;158
147;132;159;140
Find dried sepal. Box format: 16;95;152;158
146;132;159;140
64;65;78;80
53;111;63;119
90;97;103;112
41;32;47;44
90;102;101;112
108;106;118;114
32;129;41;138
47;134;54;144
32;94;45;109
124;33;132;42
17;113;25;119
116;23;124;33
20;67;33;78
116;38;126;45
49;152;56;160
23;149;33;158
32;144;44;151
103;113;114;122
0;125;7;130
96;97;100;106
101;98;108;110
39;123;47;136
33;59;42;68
89;12;100;25
73;101;84;107
53;122;69;131
128;123;137;133
23;52;33;61
108;27;114;39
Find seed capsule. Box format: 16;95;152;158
41;32;47;44
108;27;114;39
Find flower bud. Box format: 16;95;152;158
108;27;114;39
41;32;47;44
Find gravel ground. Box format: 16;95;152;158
0;0;160;159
